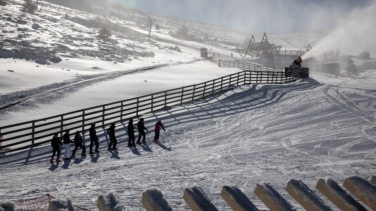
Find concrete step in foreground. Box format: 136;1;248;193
3;176;376;211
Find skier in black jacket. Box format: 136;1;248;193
89;123;99;154
127;119;136;147
106;123;117;150
50;133;62;162
136;118;148;144
71;130;86;158
62;129;73;160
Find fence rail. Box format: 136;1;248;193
0;60;308;154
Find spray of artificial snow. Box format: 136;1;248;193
303;2;376;60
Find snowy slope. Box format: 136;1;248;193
1;74;376;210
1;1;376;210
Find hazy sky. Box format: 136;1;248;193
111;0;372;33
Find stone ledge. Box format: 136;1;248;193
221;186;258;211
142;189;173;211
6;176;376;210
343;176;376;210
254;183;296;211
316;178;367;211
286;179;332;211
183;187;218;211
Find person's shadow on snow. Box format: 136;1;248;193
90;153;100;163
73;157;84;165
48;163;59;171
155;142;171;151
62;159;71;169
109;150;120;159
129;147;141;156
140;144;152;152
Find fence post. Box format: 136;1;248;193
82;110;85;134
265;72;267;83
136;98;139;117
164;91;167;108
220;77;224;91
31;121;35;147
151;95;154;112
254;71;257;83
102;105;105;127
229;75;232;88
192;85;196;102
237;72;240;86
203;82;206;97
181;87;184;104
60;115;64;135
120;101;124;122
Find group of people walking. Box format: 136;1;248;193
126;118;150;147
50;119;165;162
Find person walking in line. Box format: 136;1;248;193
106;123;117;150
153;120;165;142
50;133;62;162
136;118;148;144
71;130;86;158
89;123;99;154
63;129;73;160
127;119;136;147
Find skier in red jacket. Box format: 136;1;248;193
153;120;165;142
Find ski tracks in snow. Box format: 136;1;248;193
2;80;376;210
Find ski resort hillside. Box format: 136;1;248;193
1;0;376;210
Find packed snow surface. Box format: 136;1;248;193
1;59;376;210
1;0;376;210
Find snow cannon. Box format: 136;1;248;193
284;57;309;78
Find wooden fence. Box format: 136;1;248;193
0;60;308;154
